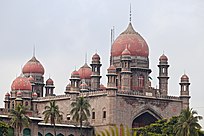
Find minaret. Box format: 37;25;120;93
107;65;117;89
120;46;132;91
45;78;55;96
179;74;191;109
15;91;23;106
32;92;38;115
90;53;102;91
70;70;80;92
157;54;169;96
106;65;117;97
4;93;10;111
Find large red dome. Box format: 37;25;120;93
78;63;92;79
22;56;45;75
111;23;149;57
11;76;32;91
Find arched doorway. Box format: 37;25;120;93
132;111;160;128
45;133;54;136
38;132;43;136
68;134;74;136
23;128;31;136
57;133;64;136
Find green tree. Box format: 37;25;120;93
0;121;9;136
70;96;91;136
174;107;203;136
9;104;30;136
43;100;63;136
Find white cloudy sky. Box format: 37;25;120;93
0;0;204;127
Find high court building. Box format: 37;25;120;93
0;17;191;136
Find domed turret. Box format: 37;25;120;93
78;63;92;79
71;70;80;78
28;75;35;83
22;56;45;75
32;92;38;97
107;65;116;73
5;92;10;97
181;74;189;83
32;92;38;99
180;73;191;109
11;75;32;91
159;54;168;64
46;78;54;85
121;46;131;56
99;84;106;91
16;90;22;97
111;23;149;57
92;53;100;62
45;77;55;96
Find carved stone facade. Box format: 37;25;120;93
1;20;191;135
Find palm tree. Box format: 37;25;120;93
43;100;63;136
9;104;30;136
70;96;91;136
174;107;203;136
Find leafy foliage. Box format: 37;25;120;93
70;96;91;136
43;100;63;136
0;121;9;136
174;107;203;136
95;108;203;136
9;104;30;136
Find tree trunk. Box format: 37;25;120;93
17;127;20;136
54;121;56;136
80;119;82;136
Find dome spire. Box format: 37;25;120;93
85;52;87;64
129;3;132;22
33;44;35;57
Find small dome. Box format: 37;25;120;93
122;46;131;55
100;84;106;90
17;91;22;96
80;82;88;88
181;74;189;82
111;23;149;57
66;83;71;91
78;63;92;79
5;92;10;97
92;53;100;61
46;78;54;85
11;76;32;91
28;76;35;83
108;65;116;70
159;54;168;62
71;70;80;76
32;92;38;97
22;56;45;75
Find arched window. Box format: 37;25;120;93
23;128;31;136
162;68;165;73
67;114;70;120
138;75;144;88
92;108;95;119
25;101;28;106
45;133;53;136
57;133;64;136
38;132;43;136
12;101;14;109
102;108;106;119
183;85;186;91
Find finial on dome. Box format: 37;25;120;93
85;52;87;64
129;3;132;22
33;44;36;57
